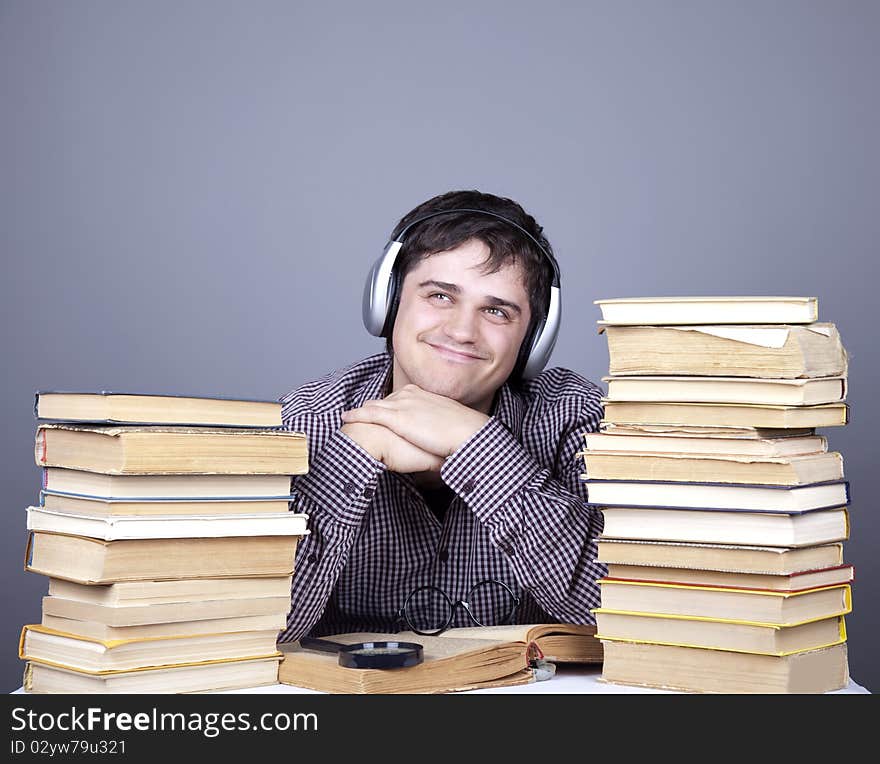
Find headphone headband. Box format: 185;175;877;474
392;208;560;287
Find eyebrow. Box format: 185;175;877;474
417;279;524;316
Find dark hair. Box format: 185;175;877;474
384;189;556;375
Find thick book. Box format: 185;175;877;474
41;593;292;626
600;400;849;428
597;506;849;547
602;563;854;592
40;492;295;517
593;296;819;326
583;477;850;511
26;532;301;583
583;430;828;458
41;468;294;499
595;538;845;574
41;613;288;642
602;375;846;406
597;579;852;625
34;391;282;427
23;656;282;694
594;611;846;656
599;423;817;438
601;323;847;379
46;575;293;605
427;623;602;664
580;450;844;486
35;424;309;475
278;629;537;694
19;624;281;673
599;640;848;693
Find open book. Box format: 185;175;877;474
277;623;599;694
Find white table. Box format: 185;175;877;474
220;664;872;694
12;664;871;694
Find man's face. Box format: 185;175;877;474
390;238;532;413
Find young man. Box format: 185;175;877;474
278;190;606;642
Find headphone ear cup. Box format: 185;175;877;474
518;286;561;380
512;318;541;381
380;266;402;339
362;241;403;337
361;260;383;336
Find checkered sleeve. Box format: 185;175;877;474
441;391;606;624
280;429;386;642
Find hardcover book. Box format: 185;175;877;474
41;468;294;499
40;593;291;626
596;505;849;547
39;491;295;517
278;630;535;694
25;506;309;540
34;391;282;428
40;613;288;642
583;477;850;512
278;624;600;694
597;579;852;625
595;538;845;574
23;656;283;694
26;532;302;583
19;625;282;673
594;611;847;656
600;400;848;429
593;296;819;326
35;424;309;475
579;451;844;486
601;323;847;379
601;562;854;592
602;375;846;406
584;430;828;458
599;640;848;693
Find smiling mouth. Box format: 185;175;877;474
427;343;484;363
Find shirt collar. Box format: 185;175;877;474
355;352;394;407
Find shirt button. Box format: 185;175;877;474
343;481;357;496
307;553;318;564
461;479;476;494
438;549;449;563
363;487;375;499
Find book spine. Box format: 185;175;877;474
36;430;48;466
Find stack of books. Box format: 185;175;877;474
19;391;309;693
582;297;854;693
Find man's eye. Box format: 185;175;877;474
485;307;510;320
429;293;452;302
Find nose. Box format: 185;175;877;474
442;306;479;344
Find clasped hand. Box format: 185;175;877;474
340;385;490;474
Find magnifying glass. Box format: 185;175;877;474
299;636;424;669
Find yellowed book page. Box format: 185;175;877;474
278;631;530;694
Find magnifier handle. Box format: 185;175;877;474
299;636;346;654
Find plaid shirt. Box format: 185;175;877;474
277;352;606;642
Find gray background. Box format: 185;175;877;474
2;0;877;693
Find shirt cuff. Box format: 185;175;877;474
441;416;541;522
292;428;386;527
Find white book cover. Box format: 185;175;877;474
25;506;309;540
593;296;819;326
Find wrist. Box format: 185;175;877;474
452;413;490;455
341;422;384;462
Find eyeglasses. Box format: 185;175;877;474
396;579;521;636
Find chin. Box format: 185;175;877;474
418;375;473;403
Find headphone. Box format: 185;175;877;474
362;208;561;380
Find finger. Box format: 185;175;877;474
341;405;401;429
341;401;394;421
